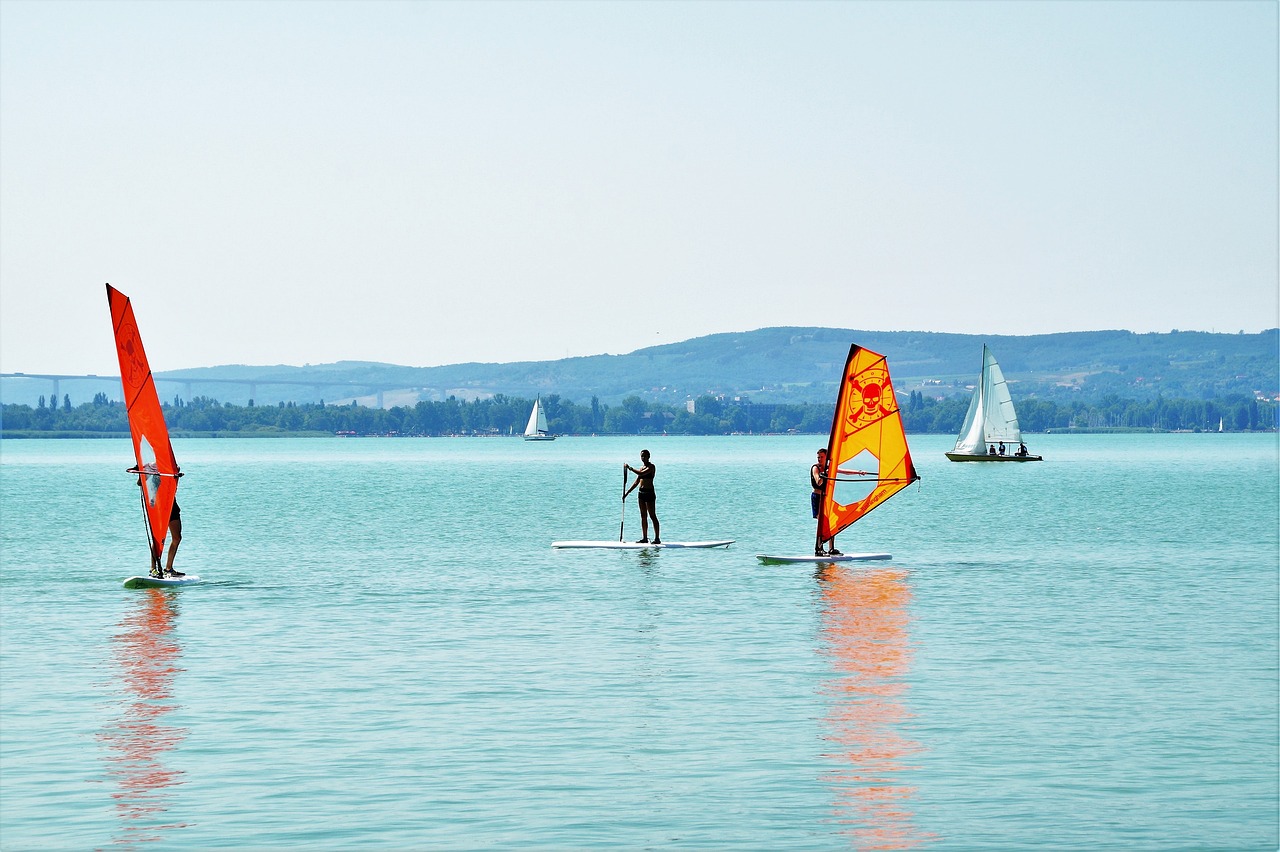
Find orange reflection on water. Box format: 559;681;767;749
818;565;937;850
97;588;191;845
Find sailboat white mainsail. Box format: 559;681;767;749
945;345;1042;462
523;397;555;441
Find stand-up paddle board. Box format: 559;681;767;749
553;540;734;550
756;553;889;564
123;574;202;589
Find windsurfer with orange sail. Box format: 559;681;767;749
760;344;919;564
107;284;188;582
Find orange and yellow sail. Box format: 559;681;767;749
817;345;918;543
106;284;180;567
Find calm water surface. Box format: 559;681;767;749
1;433;1276;849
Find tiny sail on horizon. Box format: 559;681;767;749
945;345;1042;462
816;345;920;545
523;397;555;441
107;284;181;569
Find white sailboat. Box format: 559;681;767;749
945;345;1042;462
523;397;556;441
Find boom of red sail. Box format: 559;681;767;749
817;345;919;543
106;284;179;565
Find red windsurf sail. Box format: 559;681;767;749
817;345;919;543
106;284;180;567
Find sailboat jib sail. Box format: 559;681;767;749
758;344;919;564
106;284;192;582
946;345;1042;462
523;397;555;441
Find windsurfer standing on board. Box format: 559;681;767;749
811;448;844;557
623;449;661;544
136;472;184;578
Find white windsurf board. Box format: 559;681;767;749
123;574;202;589
552;540;734;550
756;553;891;564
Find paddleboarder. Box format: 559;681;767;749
624;449;661;544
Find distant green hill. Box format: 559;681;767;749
3;327;1275;408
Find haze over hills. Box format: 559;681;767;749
3;327;1276;409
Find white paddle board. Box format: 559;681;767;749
552;540;734;550
123;574;202;589
756;553;890;564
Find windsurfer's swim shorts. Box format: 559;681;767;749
811;491;821;518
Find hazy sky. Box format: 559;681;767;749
2;0;1276;375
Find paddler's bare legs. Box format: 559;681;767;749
638;493;660;544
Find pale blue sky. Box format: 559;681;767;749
1;0;1275;375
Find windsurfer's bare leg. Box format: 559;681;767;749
164;518;183;574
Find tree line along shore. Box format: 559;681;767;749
2;389;1274;438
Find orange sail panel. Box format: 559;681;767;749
107;285;179;564
818;345;919;543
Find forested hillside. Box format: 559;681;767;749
3;326;1275;410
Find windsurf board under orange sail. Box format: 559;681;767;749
106;284;198;587
758;344;919;564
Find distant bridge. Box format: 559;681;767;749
0;373;417;408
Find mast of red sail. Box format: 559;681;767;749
106;284;180;568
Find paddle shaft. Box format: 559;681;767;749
619;465;628;541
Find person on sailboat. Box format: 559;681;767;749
623;450;661;544
811;448;843;557
136;473;185;578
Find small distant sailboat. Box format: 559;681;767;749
106;285;199;588
758;344;920;563
523;397;556;441
945;345;1042;462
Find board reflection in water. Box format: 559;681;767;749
97;588;191;845
818;566;937;849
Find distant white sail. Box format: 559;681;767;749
951;346;1023;455
523;398;555;440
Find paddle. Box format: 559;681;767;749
619;465;628;542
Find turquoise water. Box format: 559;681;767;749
1;433;1276;849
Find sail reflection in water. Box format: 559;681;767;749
97;588;190;844
817;566;936;849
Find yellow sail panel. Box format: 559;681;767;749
818;345;919;543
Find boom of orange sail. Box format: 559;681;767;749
107;284;180;567
817;345;919;543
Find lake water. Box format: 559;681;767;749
1;433;1276;850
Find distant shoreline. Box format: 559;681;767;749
3;427;1273;440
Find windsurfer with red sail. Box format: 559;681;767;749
136;472;185;578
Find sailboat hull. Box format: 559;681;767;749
523;435;556;441
945;452;1042;462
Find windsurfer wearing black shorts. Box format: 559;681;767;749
624;449;661;544
137;471;184;577
164;500;184;577
811;448;842;557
